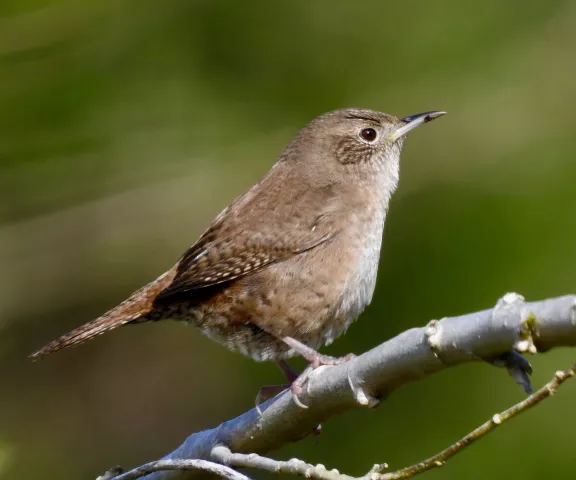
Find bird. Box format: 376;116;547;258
31;108;445;403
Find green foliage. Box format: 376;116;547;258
0;442;11;478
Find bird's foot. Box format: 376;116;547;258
282;336;356;408
282;336;356;367
310;352;357;368
289;366;313;409
256;360;321;434
255;359;301;414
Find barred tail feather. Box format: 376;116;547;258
30;269;176;360
29;313;137;360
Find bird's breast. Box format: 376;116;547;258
321;206;386;345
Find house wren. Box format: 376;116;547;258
31;108;445;399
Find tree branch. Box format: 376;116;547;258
211;354;575;480
101;293;576;480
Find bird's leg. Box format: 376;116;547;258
274;358;323;435
258;337;356;410
282;336;355;408
276;359;300;383
255;360;300;413
283;336;356;367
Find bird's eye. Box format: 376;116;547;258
360;128;377;142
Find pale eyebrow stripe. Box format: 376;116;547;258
343;114;381;124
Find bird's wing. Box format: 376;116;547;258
156;188;342;300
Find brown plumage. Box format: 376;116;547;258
31;108;445;370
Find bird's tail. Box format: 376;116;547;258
30;269;176;360
29;311;138;360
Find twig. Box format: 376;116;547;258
211;446;355;480
377;363;576;479
103;459;252;480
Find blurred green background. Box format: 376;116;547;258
1;0;576;478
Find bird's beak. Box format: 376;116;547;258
388;111;446;142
